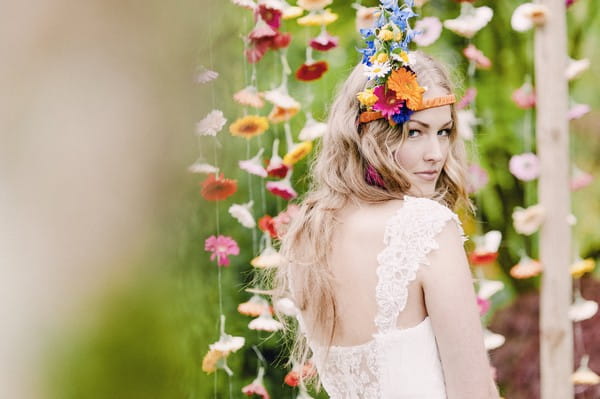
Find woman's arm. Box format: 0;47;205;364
420;220;500;399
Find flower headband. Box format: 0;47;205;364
356;0;456;126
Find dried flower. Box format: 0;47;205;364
274;297;299;317
266;173;298;200
251;245;284;269
272;204;300;237
284;362;317;387
242;367;270;398
298;113;327;141
443;4;494;39
205;235;240;267
570;167;594;191
196;110;227;136
568;103;591;121
511;3;549;32
509;152;540;181
195;66;219;84
467;163;489;193
568;295;598;322
201;173;237;201
510;256;542;279
566;57;590;81
233;86;265;108
310;30;339;51
477;278;504;300
570;258;595;279
249;312;284;331
298;0;332;11
266;139;289;178
188;161;219;174
202;348;227;374
231;0;257;11
512;82;536;109
258;215;278;239
456;87;477;110
296;60;329;81
283;141;313;166
463;44;491;69
229;202;256;229
282;5;304;19
469;230;501;266
238;295;271;317
229;115;269;139
572;355;600;385
512;204;546;235
413;17;442;47
483;328;505;350
239;148;268;178
355;6;378;31
258;3;282;29
249;17;277;40
297;9;338;26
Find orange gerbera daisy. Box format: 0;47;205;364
229;115;269;139
201;173;237;201
268;105;300;123
387;68;425;110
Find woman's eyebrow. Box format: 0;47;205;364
408;119;454;128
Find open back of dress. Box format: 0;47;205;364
297;196;465;399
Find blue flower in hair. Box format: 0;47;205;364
381;0;399;11
391;107;413;124
357;43;376;66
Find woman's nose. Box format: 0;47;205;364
424;135;444;162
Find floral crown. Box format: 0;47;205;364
356;0;456;126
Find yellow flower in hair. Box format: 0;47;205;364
378;29;394;41
283;141;313;166
357;88;378;107
400;51;409;64
394;31;403;41
375;53;389;63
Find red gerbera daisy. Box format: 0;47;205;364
201;173;237;201
295;60;329;82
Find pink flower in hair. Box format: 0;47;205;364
205;235;240;267
372;86;404;119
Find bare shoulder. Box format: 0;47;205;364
335;199;405;237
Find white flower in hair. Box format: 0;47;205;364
229;202;256;229
363;62;392;80
196;110;227;136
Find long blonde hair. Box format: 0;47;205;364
274;51;471;382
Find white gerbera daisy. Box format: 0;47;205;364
229;202;256;229
264;86;301;109
210;334;245;353
477;279;504;300
248;313;284;332
444;4;493;39
568;295;598;322
511;3;549;32
196;110;227;136
298;113;327;141
483;328;505;351
195;66;219;84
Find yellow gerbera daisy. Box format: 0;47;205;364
298;9;338;27
387;68;425;110
283;141;313;166
229;115;269;139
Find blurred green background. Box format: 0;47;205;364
3;0;597;398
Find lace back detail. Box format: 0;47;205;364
374;196;464;333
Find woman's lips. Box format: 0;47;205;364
414;171;439;181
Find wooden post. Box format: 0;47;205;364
534;0;573;398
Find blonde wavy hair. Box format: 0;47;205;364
273;51;472;385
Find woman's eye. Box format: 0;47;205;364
438;129;451;137
408;129;420;138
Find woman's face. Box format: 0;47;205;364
395;90;453;197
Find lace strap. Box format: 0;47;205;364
374;196;465;333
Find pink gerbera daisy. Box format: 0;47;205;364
372;85;404;119
204;235;240;267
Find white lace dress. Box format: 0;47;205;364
300;196;465;399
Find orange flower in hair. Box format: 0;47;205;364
201;173;237;201
387;68;425;110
